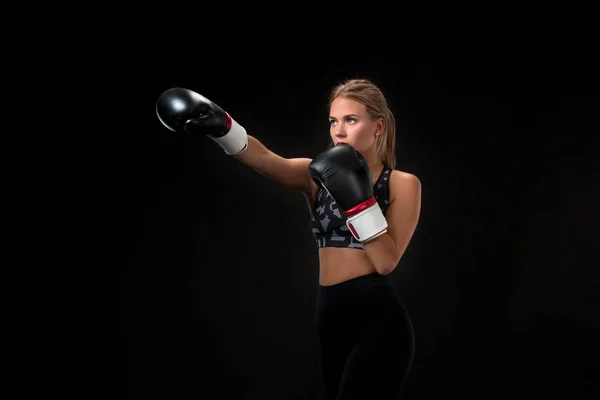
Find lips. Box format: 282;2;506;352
336;142;348;146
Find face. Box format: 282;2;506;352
329;97;383;153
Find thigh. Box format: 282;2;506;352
336;317;415;400
317;329;352;400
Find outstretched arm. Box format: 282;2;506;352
233;135;315;194
156;87;317;195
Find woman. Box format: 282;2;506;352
156;78;421;399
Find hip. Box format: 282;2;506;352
315;272;411;333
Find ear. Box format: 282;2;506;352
376;117;385;136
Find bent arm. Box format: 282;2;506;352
232;135;316;194
363;172;422;275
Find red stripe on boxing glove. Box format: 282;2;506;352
345;197;388;243
209;113;248;155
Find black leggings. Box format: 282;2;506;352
316;273;415;400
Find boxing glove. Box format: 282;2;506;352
156;87;248;155
308;145;388;243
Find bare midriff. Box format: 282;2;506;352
318;247;377;286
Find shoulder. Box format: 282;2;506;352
389;169;421;204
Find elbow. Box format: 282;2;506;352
375;258;399;276
376;267;394;276
365;238;402;276
378;247;405;275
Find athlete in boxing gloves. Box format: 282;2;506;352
156;79;421;399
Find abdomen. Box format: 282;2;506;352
318;247;377;286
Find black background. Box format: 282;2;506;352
119;41;599;399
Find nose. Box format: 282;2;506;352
334;128;346;138
331;120;346;138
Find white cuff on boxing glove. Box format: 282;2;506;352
209;115;248;155
345;197;388;243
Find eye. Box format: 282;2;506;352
329;120;337;126
347;118;357;124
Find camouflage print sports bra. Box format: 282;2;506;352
310;167;391;249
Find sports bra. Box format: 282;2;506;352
310;167;392;249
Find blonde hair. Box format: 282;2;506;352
329;78;397;169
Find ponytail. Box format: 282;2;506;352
376;108;396;169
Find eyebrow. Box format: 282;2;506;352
329;113;360;119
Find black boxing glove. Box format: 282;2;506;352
308;145;388;243
156;87;248;155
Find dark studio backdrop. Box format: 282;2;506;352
120;56;599;399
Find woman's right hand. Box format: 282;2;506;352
156;87;248;155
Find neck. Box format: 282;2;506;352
361;148;384;176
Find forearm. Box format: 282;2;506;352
231;135;271;170
344;200;396;274
229;135;312;191
362;233;398;275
